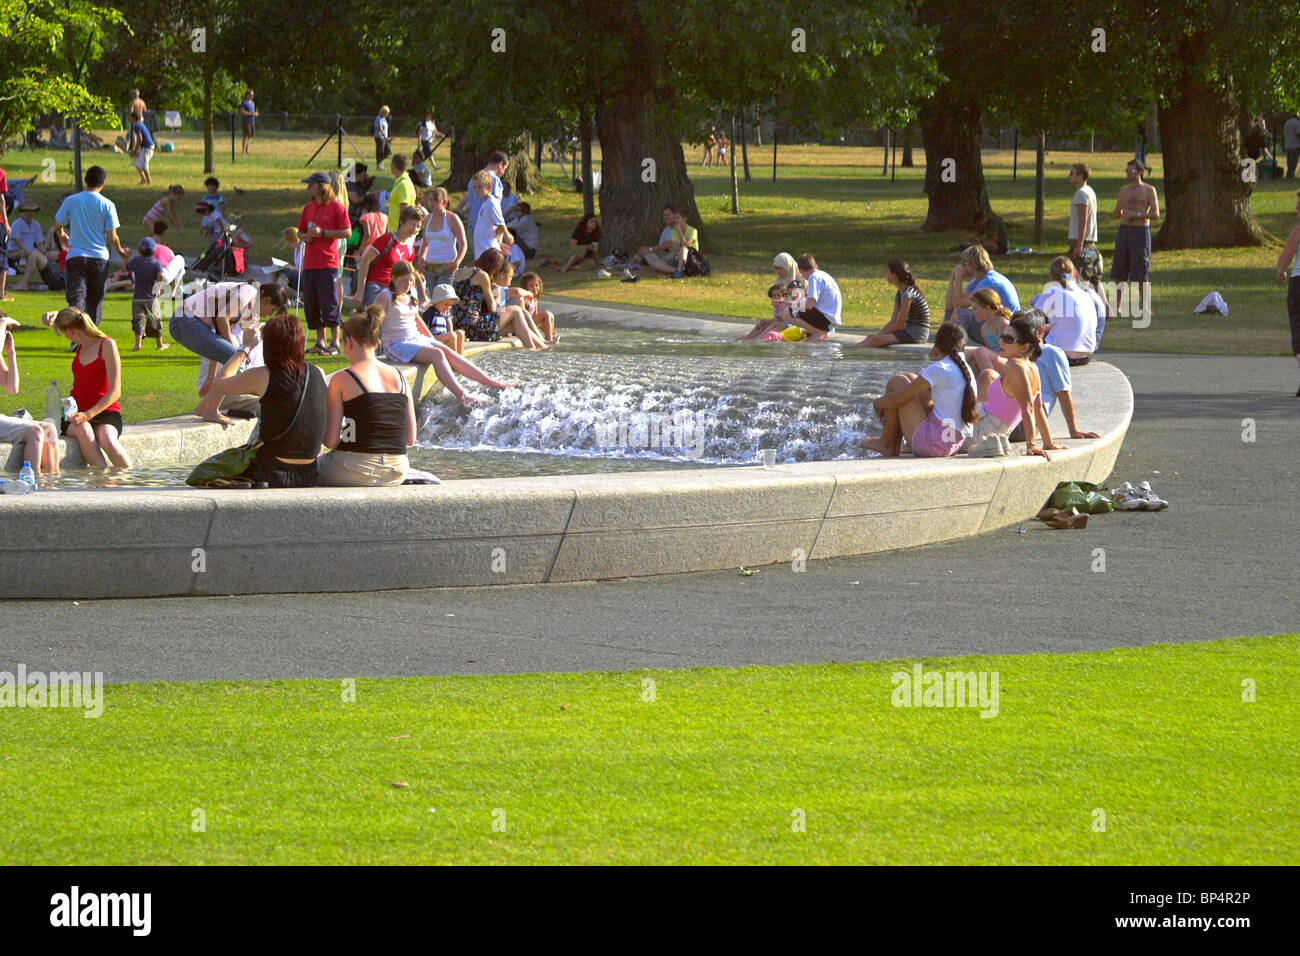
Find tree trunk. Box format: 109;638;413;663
1154;37;1267;249
72;123;83;192
443;131;542;196
728;113;740;213
901;126;914;167
595;91;703;254
753;105;762;147
881;128;889;175
740;108;751;182
1034;129;1045;246
579;110;595;218
918;86;993;232
202;56;214;175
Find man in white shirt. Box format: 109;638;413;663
789;253;842;342
7;203;43;263
1284;112;1300;180
1066;162;1107;313
471;170;511;258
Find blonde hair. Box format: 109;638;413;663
1048;255;1077;287
281;226;301;245
327;170;347;214
53;307;109;340
343;305;384;349
379;105;390;116
971;288;1012;321
471;170;493;191
961;244;993;274
430;186;449;206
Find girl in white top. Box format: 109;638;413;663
420;186;466;281
371;261;508;406
862;322;978;459
1037;256;1098;362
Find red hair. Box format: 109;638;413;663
262;314;305;375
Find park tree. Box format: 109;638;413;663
0;0;121;175
915;0;996;233
1105;0;1300;249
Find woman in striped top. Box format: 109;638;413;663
141;185;185;234
850;259;931;348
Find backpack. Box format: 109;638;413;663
682;247;711;277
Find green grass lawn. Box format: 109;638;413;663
3;634;1295;865
2;133;1294;425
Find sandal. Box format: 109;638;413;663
307;344;328;356
1046;507;1089;530
324;346;340;356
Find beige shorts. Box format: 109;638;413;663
644;251;680;272
317;450;409;487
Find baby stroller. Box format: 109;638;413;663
190;213;247;282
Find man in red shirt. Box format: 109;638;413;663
0;164;11;301
297;171;351;354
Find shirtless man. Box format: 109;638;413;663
1111;158;1159;319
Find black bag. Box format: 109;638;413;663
682;247;711;277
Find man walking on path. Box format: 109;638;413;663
54;165;128;325
1111;159;1159;320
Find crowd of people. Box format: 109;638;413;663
5;136;1298;485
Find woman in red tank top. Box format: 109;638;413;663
51;306;131;467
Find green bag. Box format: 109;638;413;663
1047;481;1114;514
186;442;259;487
345;224;362;251
186;370;312;487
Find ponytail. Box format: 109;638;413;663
343;305;383;349
53;307;109;341
887;258;919;291
934;322;978;426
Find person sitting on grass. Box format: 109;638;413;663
849;259;932;348
506;201;539;260
14;222;65;292
375;264;512;405
317;307;417;487
952;211;1008;257
46;307;131;467
556;215;600;273
963;314;1064;460
0;314;60;474
124;236;170;352
629;205;678;278
142;184;185;235
785;253;842;342
860;322;975;460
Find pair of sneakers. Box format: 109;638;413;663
1112;480;1168;511
967;433;1011;457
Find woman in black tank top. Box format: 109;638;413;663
318;305;417;486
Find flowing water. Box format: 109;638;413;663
24;328;915;487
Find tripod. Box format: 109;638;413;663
305;114;366;169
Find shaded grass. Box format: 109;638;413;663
1;634;1295;865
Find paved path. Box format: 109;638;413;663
3;353;1296;683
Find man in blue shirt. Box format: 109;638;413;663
951;244;1019;347
54;166;128;326
459;150;507;229
129;117;155;185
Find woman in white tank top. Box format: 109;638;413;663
421;186;467;284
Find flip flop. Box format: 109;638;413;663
324;346;340;356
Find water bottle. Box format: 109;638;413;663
19;462;36;491
0;478;33;495
44;380;61;425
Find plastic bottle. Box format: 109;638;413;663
0;478;33;495
19;462;36;490
44;380;61;425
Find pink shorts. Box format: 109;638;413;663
910;411;966;458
